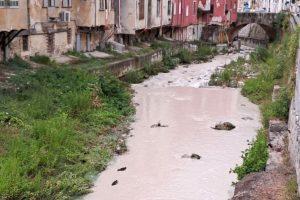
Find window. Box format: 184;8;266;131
111;0;114;10
139;0;145;20
99;0;107;10
62;0;72;7
173;2;176;15
22;35;29;51
0;0;5;7
225;3;228;14
157;0;161;17
9;0;18;7
193;1;197;15
0;0;19;8
186;5;189;16
167;0;171;15
43;0;56;7
179;1;181;14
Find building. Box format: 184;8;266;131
0;0;75;61
115;0;173;45
73;0;115;52
237;0;290;13
171;0;202;41
199;0;238;42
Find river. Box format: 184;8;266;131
84;50;261;200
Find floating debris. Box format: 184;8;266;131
117;167;127;171
112;180;118;186
181;153;201;160
151;121;168;128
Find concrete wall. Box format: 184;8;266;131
90;50;163;77
288;46;300;193
0;1;28;31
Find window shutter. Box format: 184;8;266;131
55;0;59;7
43;0;48;7
68;0;72;7
139;0;144;19
63;0;67;7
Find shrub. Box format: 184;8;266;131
194;45;213;61
261;88;291;127
242;78;274;103
30;55;56;66
177;48;192;64
250;46;269;62
121;70;145;84
233;129;268;180
4;55;31;69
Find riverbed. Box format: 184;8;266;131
84;51;260;200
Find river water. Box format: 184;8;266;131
84;51;260;200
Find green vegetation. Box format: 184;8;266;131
228;22;299;180
233;129;268;180
121;62;170;84
285;176;300;200
3;55;31;69
30;55;56;66
0;66;134;199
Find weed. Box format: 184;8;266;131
233;129;268;180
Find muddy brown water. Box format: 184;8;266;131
84;52;260;200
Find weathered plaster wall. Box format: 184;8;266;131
0;1;28;31
288;46;300;193
90;50;163;77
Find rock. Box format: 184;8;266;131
191;153;201;160
117;167;127;171
269;120;288;133
112;180;118;186
168;81;173;84
212;122;236;131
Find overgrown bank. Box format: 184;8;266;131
121;42;217;84
209;16;299;199
0;66;134;199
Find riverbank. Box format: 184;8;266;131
209;19;300;199
0;66;134;199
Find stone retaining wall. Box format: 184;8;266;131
89;50;163;77
288;47;300;193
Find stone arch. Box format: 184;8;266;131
227;23;276;43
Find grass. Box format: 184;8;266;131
30;55;56;66
0;66;134;199
232;129;268;180
3;55;31;69
285;176;300;200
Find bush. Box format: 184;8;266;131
4;55;31;69
261;88;291;127
250;46;269;62
242;78;274;103
177;48;192;64
233;129;268;180
30;55;56;66
194;45;213;61
121;70;145;84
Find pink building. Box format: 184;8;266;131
171;0;202;41
199;0;237;25
198;0;238;42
